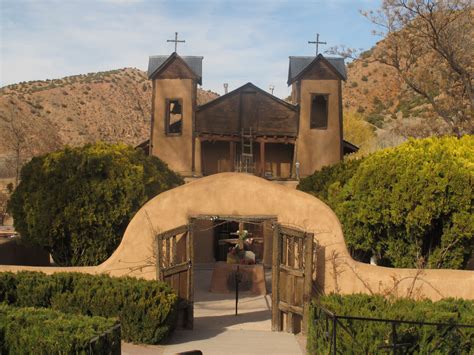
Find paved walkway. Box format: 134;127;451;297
123;267;304;355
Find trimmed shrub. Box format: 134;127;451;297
8;142;183;266
0;271;178;344
298;136;473;269
0;304;120;354
298;158;363;206
308;294;474;354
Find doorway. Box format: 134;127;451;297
192;215;276;331
154;215;315;334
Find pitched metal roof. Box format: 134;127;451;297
147;53;203;83
288;54;346;84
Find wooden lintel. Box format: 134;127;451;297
188;214;277;222
196;132;296;144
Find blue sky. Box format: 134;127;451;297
1;0;382;98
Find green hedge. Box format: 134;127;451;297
308;294;474;354
0;304;120;354
298;136;474;268
298;158;363;206
0;272;178;344
8;142;184;266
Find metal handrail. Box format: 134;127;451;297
315;305;474;355
318;305;474;328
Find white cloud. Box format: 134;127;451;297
1;0;379;98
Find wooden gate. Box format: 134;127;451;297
156;224;194;329
272;224;314;333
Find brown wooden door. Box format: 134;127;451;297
156;224;194;329
272;223;314;334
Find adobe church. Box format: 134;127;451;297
144;45;357;179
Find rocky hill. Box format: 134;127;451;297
0;68;218;177
0;45;455;178
342;44;450;142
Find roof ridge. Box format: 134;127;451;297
149;55;204;59
288;55;344;59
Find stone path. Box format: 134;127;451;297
122;267;304;355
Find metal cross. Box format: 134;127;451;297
167;32;185;53
308;33;327;56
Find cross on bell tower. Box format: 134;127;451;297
308;33;327;56
167;32;186;53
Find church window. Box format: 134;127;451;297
165;99;183;135
310;94;328;129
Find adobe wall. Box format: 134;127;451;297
0;173;472;301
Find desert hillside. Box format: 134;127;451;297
0;40;458;178
0;68;218;177
342;44;451;142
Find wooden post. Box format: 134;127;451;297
291;141;297;179
272;223;282;331
260;141;265;177
186;222;194;329
238;221;244;250
287;235;295;333
230;141;236;172
165;237;170;267
302;233;314;334
172;236;177;265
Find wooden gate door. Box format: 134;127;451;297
272;224;314;333
156;224;194;329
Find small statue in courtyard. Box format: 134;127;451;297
226;229;256;265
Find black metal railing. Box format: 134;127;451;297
312;306;474;354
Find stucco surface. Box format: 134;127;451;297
1;173;472;300
151;78;195;176
295;79;342;177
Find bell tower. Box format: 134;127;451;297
288;54;346;177
147;51;203;176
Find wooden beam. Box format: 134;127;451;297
260;141;265;177
186;221;194;329
165;237;170;267
302;233;314;334
280;226;306;239
197;133;296;144
279;301;304;316
286;273;295;333
280;265;304;278
188;214;277;222
230;141;236;172
272;223;282;331
157;225;188;241
172;235;177;265
162;262;189;278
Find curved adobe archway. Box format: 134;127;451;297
97;173;473;300
1;173;472;300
